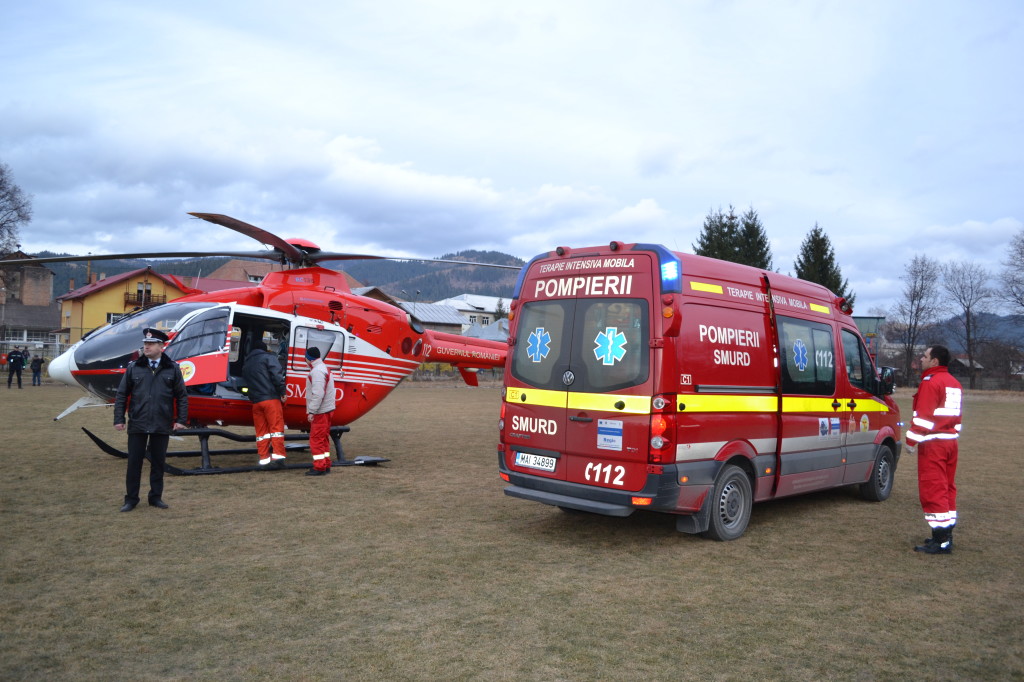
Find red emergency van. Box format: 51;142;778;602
497;242;901;540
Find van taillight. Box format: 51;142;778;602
649;395;676;463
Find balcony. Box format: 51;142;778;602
124;293;168;309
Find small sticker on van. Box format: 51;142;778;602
597;419;624;451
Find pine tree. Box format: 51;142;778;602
793;223;856;307
693;206;740;262
736;207;773;270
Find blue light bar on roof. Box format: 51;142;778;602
633;243;682;294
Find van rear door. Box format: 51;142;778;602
505;254;655;492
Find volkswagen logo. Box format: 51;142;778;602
562;370;575;386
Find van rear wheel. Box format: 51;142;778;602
702;464;752;541
860;445;895;502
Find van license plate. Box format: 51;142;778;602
515;452;557;472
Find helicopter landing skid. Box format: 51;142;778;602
81;426;389;475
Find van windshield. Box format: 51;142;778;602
512;298;649;392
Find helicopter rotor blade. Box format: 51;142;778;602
308;252;521;269
188;213;305;263
0;251;287;266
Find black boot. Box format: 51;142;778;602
915;527;952;554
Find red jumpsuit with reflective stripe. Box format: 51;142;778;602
306;358;336;472
907;365;963;529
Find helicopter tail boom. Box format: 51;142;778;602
422;330;506;384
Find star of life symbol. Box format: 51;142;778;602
594;326;628;366
793;338;809;372
526;327;551;363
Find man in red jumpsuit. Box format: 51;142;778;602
906;345;963;554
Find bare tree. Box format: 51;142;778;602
889;255;942;385
943;260;994;389
999;228;1024;314
0;161;32;255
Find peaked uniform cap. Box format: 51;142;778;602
142;328;169;343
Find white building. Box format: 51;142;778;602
432;294;508;331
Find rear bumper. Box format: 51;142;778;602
499;453;721;517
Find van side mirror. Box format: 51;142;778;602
878;366;896;395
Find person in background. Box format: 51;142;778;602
303;346;335;476
30;354;45;386
7;346;25;389
906;345;963;554
113;328;188;512
242;338;288;469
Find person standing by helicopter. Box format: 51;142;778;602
242;338;288;469
113;328;188;512
303;346;335;476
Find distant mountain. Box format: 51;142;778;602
34;249;524;303
335;250;524;301
932;312;1024;351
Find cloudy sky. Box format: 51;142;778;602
2;1;1021;313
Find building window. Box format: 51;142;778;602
469;315;478;324
107;313;126;324
481;316;490;326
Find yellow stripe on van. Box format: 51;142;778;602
681;395;778;413
809;303;831;314
567;393;651;414
690;281;724;294
781;396;839;412
504;387;566;408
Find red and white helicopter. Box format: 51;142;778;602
16;213;517;473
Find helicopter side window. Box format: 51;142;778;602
294;326;345;374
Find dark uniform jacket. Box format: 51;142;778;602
7;349;24;371
113;354;189;434
241;348;286;402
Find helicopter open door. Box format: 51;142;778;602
164;306;233;390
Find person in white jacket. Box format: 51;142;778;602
303;346;336;476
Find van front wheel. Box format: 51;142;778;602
702;464;752;541
860;445;895;502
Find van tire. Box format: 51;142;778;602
702;464;752;541
860;445;895;502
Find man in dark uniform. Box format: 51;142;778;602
7;346;25;389
113;328;189;512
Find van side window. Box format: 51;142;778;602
841;328;878;394
778;317;835;396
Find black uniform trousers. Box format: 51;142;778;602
125;432;169;505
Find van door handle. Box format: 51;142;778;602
570;416;593;423
831;400;841;409
847;400;857;409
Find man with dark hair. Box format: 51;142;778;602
113;328;188;511
242;338;288;469
906;345;963;554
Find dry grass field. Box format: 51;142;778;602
2;381;1022;681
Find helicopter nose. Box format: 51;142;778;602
48;344;80;388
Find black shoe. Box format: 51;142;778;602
120;502;137;512
914;528;952;554
305;468;328;476
149;499;169;509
